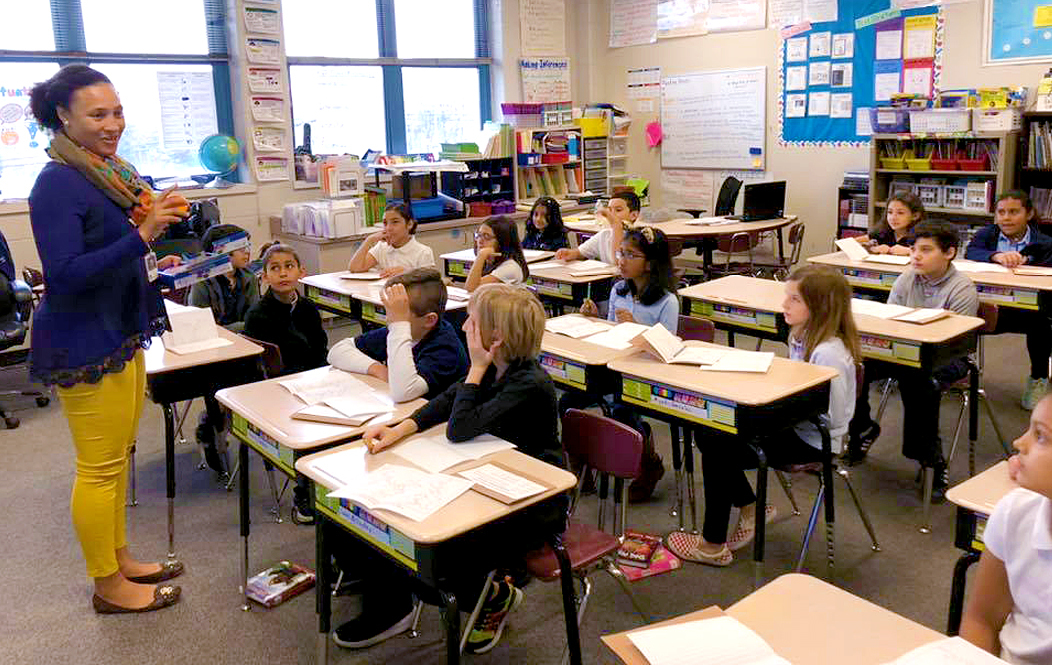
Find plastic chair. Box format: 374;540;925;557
775;363;880;577
754;222;806;280
946;302;1012;477
708;231;761;278
524;409;652;665
668;316;714;532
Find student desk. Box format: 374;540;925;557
608;345;837;586
440;247;555;282
214;366;425;611
300;271;469;328
540;324;642;398
681;275;985;533
808;252;1052;311
297;427;578;665
945;461;1016;635
528;263;617;314
144;328;263;560
603;573;942;665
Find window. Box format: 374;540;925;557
284;0;491;170
0;1;233;201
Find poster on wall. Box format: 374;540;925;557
520;0;566;56
157;72;218;151
610;0;659;48
707;0;767;33
520;58;571;103
985;0;1052;65
657;0;708;38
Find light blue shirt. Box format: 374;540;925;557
607;282;679;332
788;336;856;454
997;227;1031;254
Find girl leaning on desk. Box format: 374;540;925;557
26;65;189;614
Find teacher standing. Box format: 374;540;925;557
28;65;188;614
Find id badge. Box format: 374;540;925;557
144;251;159;282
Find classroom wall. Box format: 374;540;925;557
585;0;1051;260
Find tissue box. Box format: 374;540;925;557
158;253;233;290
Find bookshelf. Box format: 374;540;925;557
1018;111;1052;224
439;157;515;216
837;185;868;239
514;126;584;205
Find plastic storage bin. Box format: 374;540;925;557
905;156;932;171
972;108;1022;132
909;109;971;134
957;154;990;171
871;108;910;133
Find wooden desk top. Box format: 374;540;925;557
809;252;1052;292
608;341;836;407
946;461;1016;516
215;366;426;451
603;574;941;665
564;215;797;239
529;262;619;284
440;248;555;263
144;327;262;375
541;323;644;366
296;424;576;544
682;275;984;344
300;272;468;310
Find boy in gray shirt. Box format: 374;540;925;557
848;221;978;501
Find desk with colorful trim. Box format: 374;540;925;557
809;252;1052;312
440;248;555;282
297;427;577;665
944;461;1016;636
144;328;263;562
681;275;984;533
608;345;837;587
300;272;469;329
526;263;616;315
215;367;425;613
540;321;642;398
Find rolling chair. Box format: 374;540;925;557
0;254;50;429
714;176;743;216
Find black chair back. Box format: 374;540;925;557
714;176;743;216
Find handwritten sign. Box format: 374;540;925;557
520;58;571;103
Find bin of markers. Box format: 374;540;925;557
905;155;932;171
957;154;990;171
930;156;958;170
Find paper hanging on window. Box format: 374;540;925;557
157;72;218;151
610;0;659;48
244;7;280;34
255;156;288;182
252;126;287;152
520;0;566;55
250;96;285;123
245;38;281;65
247;67;282;94
520;58;571;103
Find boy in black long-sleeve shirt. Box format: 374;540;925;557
331;284;565;654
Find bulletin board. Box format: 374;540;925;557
661;66;766;170
778;0;941;146
985;0;1052;65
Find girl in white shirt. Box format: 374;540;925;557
465;215;529;292
347;203;435;278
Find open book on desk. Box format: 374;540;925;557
292;392;395;427
631;323;775;372
626;615;790;665
883;636;1008;665
392;433;516;474
545;314;612;339
851;298;950;324
280;369;383;405
835;237;910;265
1011;264;1052;276
326;464;474;522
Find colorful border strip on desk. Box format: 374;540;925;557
859;333;922;368
529;277;574;300
689;300;779;335
304;285;353;314
975;284;1040;310
231;413;295;475
621;376;737;434
839;267;897;290
361;301;387;325
314;486;418;571
540;353;587;390
971;514;988;552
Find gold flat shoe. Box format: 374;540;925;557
92;585;181;614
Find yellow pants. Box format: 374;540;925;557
57;350;145;578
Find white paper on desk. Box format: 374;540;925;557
852;298;914;320
340;271;383;280
582;322;649;350
835;237;869;261
701;350;775;373
567;259;619;276
952;260;1010;274
279;369;374;405
685;215;733;225
161;303;232;354
529;260;570;271
884;636;1007;665
626;615;791;665
324;393;394;422
310;447;370;487
446;285;471;301
459;464;547;502
669;346;726;366
866;254;911;265
327;464;474;522
1013;265;1052;276
523;249;550;261
393;433;515;474
545;315;612;339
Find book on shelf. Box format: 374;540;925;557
618;544;682;581
246;561;316;608
616;530;663;568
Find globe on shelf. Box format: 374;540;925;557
194;134;241;187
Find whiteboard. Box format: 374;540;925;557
660;66;766;170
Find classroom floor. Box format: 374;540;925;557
0;321;1029;665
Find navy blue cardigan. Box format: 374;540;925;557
28;162;167;387
965;223;1052;266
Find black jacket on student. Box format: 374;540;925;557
354;319;469;399
965;223;1052;266
243;290;328;375
870;227;913;248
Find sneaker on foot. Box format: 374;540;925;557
664;532;732;566
465;579;523;654
1022;377;1049;410
332;607;414;649
291;503;315;525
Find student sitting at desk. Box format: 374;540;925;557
961;391;1052;665
346;202;435;278
326;267;468;402
854;192;924;256
465;215;529;291
244;242;329;523
667;265;859;566
522;196;569;251
965;190;1052;410
847;221;978;500
332;284;564;654
189;223;260;474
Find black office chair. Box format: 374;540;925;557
714;176;743;216
0;244;50;429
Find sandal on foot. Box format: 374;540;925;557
727;505;777;552
664;532;732;567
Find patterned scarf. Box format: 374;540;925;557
46;131;155;224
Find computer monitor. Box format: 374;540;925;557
730;181;786;221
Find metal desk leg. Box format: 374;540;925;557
163;402;176;560
669;424;683;525
750;442;768;590
439;589;460;665
552;535;583;665
317;516;331;665
127;443;138;507
684;427;698;534
947;550;981;635
968;362;979;478
920;467;933;534
239;442;251;611
816;420;836;580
